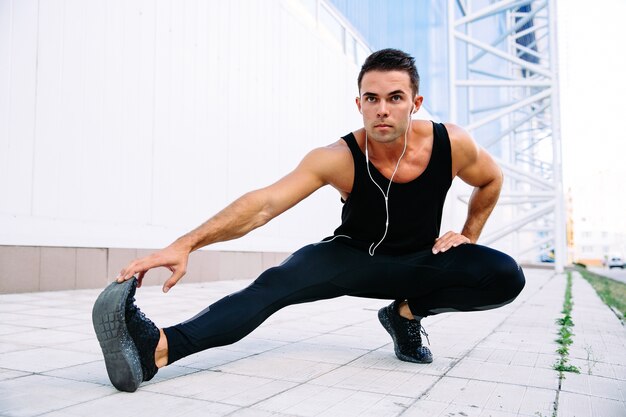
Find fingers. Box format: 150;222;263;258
116;260;144;283
163;269;186;293
116;255;157;284
432;231;470;254
113;244;191;292
137;270;146;288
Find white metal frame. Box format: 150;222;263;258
448;0;565;271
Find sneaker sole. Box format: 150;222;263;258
377;307;433;364
92;279;143;392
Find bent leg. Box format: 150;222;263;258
328;244;524;312
328;244;524;365
404;244;526;317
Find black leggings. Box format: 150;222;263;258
163;241;525;364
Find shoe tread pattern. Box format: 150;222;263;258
92;279;143;392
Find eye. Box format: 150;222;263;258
391;95;402;102
366;96;377;103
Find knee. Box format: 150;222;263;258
494;253;525;299
466;245;525;299
254;266;288;288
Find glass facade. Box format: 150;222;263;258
327;0;450;120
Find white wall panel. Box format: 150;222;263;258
0;0;38;217
0;0;12;212
1;0;366;251
31;0;63;219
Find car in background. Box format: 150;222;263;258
607;256;625;269
539;248;555;263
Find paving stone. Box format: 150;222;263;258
144;370;298;406
560;372;626;401
310;365;439;397
36;391;239;417
216;354;338;383
0;269;623;417
401;399;451;417
0;374;113;417
0;328;91;347
0;347;100;373
0;368;30;382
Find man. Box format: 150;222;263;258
92;48;525;392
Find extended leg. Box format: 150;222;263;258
163;241;369;364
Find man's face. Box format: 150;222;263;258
356;70;422;144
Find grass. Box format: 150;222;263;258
553;271;580;375
575;266;626;319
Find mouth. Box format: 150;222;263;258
374;124;392;129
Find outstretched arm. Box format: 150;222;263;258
432;124;503;254
117;147;337;292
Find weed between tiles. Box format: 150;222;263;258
553;271;580;375
551;272;580;417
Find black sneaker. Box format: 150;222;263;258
125;279;160;382
92;278;160;392
378;301;433;364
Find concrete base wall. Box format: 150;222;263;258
0;245;290;294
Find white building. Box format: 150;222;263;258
0;0;562;292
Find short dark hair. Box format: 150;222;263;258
357;48;420;96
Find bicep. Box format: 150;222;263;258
457;146;502;188
449;124;501;187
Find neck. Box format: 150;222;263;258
365;128;408;168
365;126;412;163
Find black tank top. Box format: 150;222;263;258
332;121;452;254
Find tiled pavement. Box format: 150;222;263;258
0;268;624;416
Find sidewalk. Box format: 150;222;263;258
0;268;624;417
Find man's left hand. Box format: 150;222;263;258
432;231;471;254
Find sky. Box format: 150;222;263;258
558;0;626;235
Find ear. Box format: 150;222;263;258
355;96;362;114
412;95;424;113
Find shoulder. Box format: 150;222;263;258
443;122;480;175
305;138;351;163
298;138;353;181
443;122;475;148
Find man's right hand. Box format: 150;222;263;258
116;242;191;293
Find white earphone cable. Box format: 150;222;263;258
365;113;410;256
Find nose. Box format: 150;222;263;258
377;101;389;118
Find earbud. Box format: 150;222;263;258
406;105;414;124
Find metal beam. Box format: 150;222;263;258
497;159;555;190
465;89;551;131
481;201;556;245
455;0;534;26
516;43;546;61
456;80;551;87
514;23;548;40
456;0;467;16
471;99;533;114
517;235;554;255
468;67;514;80
448;0;565;267
482;101;550;148
469;0;548;65
548;0;566;272
455;31;552;78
